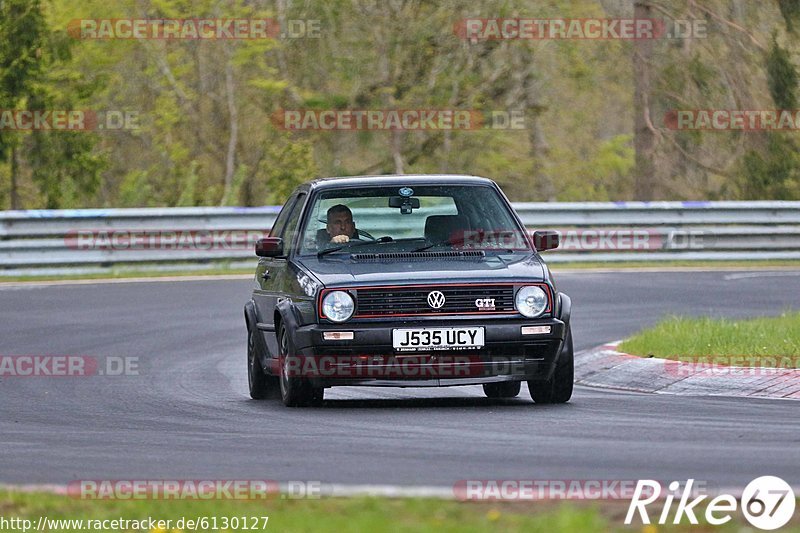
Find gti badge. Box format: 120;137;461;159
475;298;496;310
427;290;446;309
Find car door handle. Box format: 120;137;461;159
261;270;270;280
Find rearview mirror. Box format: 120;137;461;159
388;196;420;209
255;237;284;257
533;230;560;251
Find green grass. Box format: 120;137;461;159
2;490;797;532
620;312;800;366
0;491;609;533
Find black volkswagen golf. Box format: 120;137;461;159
244;175;573;406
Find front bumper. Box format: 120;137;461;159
288;317;567;387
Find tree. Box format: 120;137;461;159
631;0;656;201
0;0;105;209
739;36;800;199
0;0;48;208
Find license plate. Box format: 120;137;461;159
392;327;485;352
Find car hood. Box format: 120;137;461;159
296;253;545;288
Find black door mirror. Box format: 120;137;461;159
533;230;560;251
255;237;284;257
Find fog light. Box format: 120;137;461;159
323;331;354;340
521;326;551;335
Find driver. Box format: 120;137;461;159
326;204;358;244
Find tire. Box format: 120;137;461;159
248;326;277;399
278;324;322;407
528;327;574;404
482;381;521;398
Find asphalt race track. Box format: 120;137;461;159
1;270;799;489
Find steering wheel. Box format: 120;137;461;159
356;229;376;240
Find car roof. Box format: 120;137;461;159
303;174;496;191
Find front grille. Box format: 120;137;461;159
353;284;517;317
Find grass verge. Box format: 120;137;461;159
3;490;798;532
619;312;800;366
0;491;608;533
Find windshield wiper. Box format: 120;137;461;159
412;240;452;253
317;236;393;257
413;240;518;254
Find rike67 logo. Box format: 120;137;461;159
626;477;795;530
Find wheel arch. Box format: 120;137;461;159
245;299;273;372
275;299;303;344
557;292;572;329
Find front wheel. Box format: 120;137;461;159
483;381;521;398
278;324;323;407
528;327;574;404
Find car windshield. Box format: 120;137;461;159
298;184;529;255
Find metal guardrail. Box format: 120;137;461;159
2;201;800;275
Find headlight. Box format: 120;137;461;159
515;286;548;318
322;291;355;322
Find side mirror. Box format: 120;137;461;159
255;237;284;257
533;230;560;251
